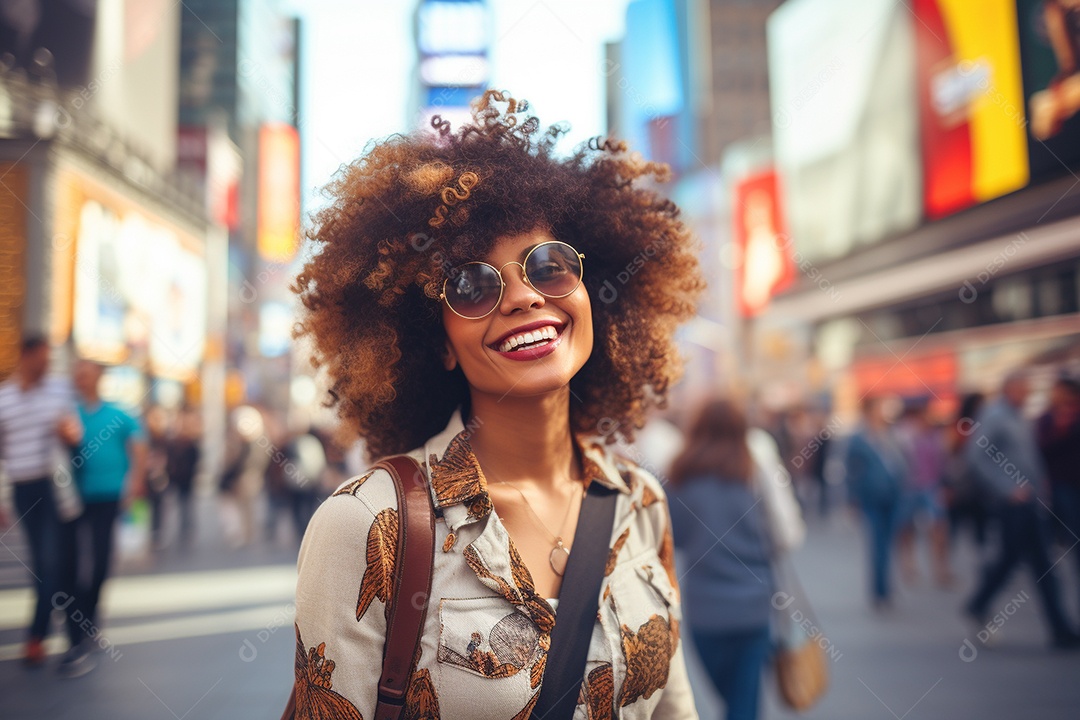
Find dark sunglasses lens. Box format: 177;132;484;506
445;264;501;317
525;243;581;297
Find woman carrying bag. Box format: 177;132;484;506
287;91;704;720
669;398;819;719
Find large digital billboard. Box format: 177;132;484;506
768;0;1080;263
768;0;922;261
914;0;1030;219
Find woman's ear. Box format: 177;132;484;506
443;341;458;371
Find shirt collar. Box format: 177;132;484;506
422;411;632;527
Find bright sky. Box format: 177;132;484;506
287;0;630;212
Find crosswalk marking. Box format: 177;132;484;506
0;602;296;661
0;565;296;631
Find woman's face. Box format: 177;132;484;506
442;228;594;400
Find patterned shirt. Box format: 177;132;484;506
292;412;698;720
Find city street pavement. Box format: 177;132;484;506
1;495;1078;719
684;510;1080;720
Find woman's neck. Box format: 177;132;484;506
467;387;579;489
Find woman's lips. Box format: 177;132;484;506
491;324;566;361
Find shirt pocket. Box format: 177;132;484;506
436;596;540;682
634;557;677;612
610;550;677;616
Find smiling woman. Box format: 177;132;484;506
294;90;702;458
289;90;705;720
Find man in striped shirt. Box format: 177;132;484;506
0;335;83;666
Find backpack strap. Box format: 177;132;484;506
372;455;435;720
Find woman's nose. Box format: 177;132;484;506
498;262;544;314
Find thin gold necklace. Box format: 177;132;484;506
491;479;585;576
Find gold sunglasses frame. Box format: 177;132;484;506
439;240;586;320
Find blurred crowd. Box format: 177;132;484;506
767;372;1080;638
635;365;1080;718
215;404;358;550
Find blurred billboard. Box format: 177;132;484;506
768;0;1080;261
732;169;795;318
415;0;490;130
1017;0;1080;179
768;0;922;262
914;0;1029;219
53;168;207;380
256;122;301;264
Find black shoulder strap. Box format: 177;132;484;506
532;481;619;720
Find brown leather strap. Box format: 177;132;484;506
281;455;433;720
372;455;435;720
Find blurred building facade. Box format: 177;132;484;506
606;0;1080;417
605;0;783;403
701;0;782;166
178;0;303;433
0;0;304;486
411;0;491;130
759;0;1080;416
0;2;221;420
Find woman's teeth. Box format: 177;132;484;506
497;325;559;353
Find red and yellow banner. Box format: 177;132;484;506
914;0;1029;219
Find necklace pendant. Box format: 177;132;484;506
549;538;570;576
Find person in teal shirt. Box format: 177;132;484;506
56;359;146;678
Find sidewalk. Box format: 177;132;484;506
0;493;300;720
1;491;303;591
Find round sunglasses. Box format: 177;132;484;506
440;240;585;319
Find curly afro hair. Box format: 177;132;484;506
293;90;704;458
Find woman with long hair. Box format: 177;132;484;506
289;91;704;719
668;398;774;720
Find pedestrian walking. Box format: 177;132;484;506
263;418;292;544
944;393;989;550
166;407;201;549
283;427;325;539
965;371;1080;649
845;396;906;610
56;359;146;677
895;401;953;587
1037;377;1080;592
668;398;789;720
0;335;83;667
805;408;834;517
144;405;171;550
285;91;703;719
219;406;268;548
